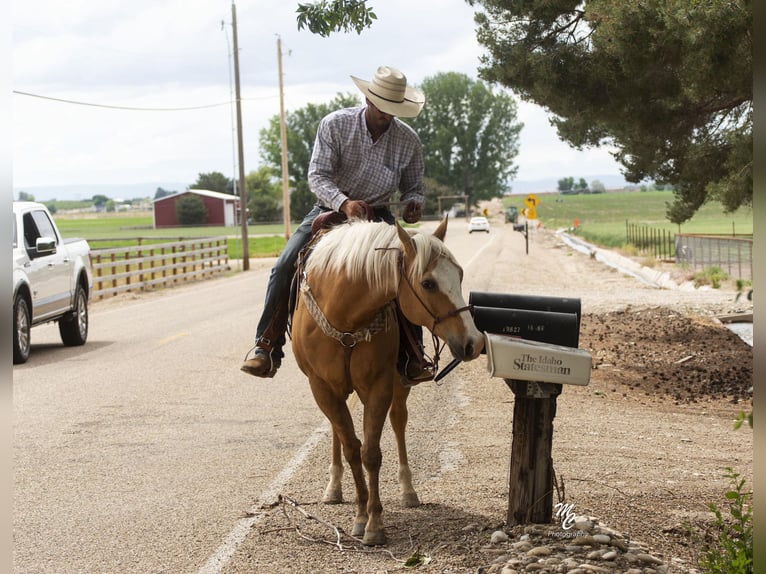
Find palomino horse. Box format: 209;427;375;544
290;217;484;545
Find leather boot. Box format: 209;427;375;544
241;347;281;378
241;302;289;378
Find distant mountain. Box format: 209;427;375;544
14;174;637;203
12;182;190;202
507;174;634;195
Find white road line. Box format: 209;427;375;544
196;420;331;574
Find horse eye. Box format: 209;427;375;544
421;278;436;291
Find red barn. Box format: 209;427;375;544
153;189;240;228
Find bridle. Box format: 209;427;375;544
391;249;474;375
395;250;473;333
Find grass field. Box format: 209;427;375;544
53;211;289;258
51;190;753;256
502;190;753;248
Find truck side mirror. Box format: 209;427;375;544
35;237;57;255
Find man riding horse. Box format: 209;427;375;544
241;65;434;384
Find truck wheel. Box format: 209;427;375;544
59;284;89;346
13;294;31;364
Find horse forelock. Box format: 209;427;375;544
304;221;401;292
304;221;456;294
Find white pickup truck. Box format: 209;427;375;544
12;201;93;364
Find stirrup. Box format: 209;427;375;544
241;345;281;378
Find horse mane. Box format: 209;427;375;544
304;220;454;294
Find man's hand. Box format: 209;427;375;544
340;199;372;220
403;201;422;224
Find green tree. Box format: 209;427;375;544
590;179;606;194
154;187;175;199
407;72;522;207
17;191;35;201
91;194;109;209
176;194;207;226
289;180;316;222
296;0;376;36
423;177;461;218
558;177;574;193
246;167;282;223
575;178;589;193
470;0;752;223
190;171;232;195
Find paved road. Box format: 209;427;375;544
13;218;511;573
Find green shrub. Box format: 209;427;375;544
698;468;753;574
693;266;729;289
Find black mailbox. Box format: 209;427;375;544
469;292;582;348
472;306;578;348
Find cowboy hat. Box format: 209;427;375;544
351;66;425;118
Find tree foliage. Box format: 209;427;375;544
296;0;376;37
246;167;282;223
176;194;207;226
190;171;232;195
406;72;522;206
469;0;752;223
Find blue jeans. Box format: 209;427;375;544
255;205;397;359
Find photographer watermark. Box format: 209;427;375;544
549;502;587;539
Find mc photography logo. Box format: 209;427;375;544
550;502;631;545
550;502;586;539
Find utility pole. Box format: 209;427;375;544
232;1;249;270
277;35;291;239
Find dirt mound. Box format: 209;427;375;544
581;307;753;404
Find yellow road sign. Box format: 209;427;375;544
524;194;540;209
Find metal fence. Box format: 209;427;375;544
90;237;230;298
626;222;753;280
625;222;675;260
675;234;753;281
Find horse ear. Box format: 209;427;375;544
396;220;416;258
433;215;448;242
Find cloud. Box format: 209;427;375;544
12;0;625;190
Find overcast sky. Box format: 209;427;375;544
12;0;626;194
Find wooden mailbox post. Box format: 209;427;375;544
469;292;591;526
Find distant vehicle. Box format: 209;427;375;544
12;201;93;364
468;216;490;233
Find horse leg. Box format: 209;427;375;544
389;380;420;508
309;384;369;538
322;429;343;504
359;388;393;546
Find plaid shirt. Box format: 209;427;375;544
308;106;425;212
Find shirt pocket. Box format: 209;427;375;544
381;164;401;191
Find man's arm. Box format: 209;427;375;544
307;118;348;212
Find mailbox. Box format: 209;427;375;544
468;291;593;526
469;291;591;387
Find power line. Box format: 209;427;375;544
13;90;276;111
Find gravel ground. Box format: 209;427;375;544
215;220;753;574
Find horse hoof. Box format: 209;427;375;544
321;491;343;504
362;530;387;546
401;492;420;508
351;522;366;538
